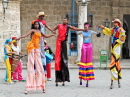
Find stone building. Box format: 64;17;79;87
0;0;130;65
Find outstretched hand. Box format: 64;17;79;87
98;25;105;29
16;37;21;41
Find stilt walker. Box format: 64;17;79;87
77;22;101;87
99;19;126;89
17;20;56;94
53;18;83;86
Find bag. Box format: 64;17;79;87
45;52;53;64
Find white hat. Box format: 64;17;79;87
36;12;47;18
112;18;121;24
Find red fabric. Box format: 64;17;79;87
55;24;67;71
46;62;51;78
36;19;46;25
111;27;120;38
12;37;17;40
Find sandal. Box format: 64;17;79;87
24;90;28;94
43;89;45;93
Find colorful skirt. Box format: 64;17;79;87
109;43;122;80
78;43;95;81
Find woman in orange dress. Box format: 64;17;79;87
17;20;56;94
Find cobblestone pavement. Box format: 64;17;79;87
0;69;130;97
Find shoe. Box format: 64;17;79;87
47;78;52;81
43;89;45;93
86;84;88;87
19;80;26;82
24;90;28;94
118;84;121;88
56;83;58;86
110;85;113;89
80;82;82;85
7;81;15;85
62;83;65;86
13;80;17;82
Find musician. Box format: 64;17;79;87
4;39;16;84
11;40;25;82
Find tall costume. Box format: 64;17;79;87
36;19;47;75
103;26;125;81
4;39;12;82
26;32;45;91
55;24;70;82
77;30;97;82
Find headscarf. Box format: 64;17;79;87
4;39;12;46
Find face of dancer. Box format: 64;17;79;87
63;19;68;25
13;42;17;46
8;41;12;45
34;22;39;29
84;25;89;32
39;15;44;20
114;22;119;28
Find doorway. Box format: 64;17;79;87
122;15;130;59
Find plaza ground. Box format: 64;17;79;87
0;68;130;97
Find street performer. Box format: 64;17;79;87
99;18;126;89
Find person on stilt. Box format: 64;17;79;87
77;22;100;87
99;18;126;89
53;18;84;86
17;20;56;94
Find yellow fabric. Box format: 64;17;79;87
77;62;93;66
5;45;12;56
79;75;95;79
111;43;120;60
103;27;112;35
46;50;49;53
27;32;41;54
116;32;126;45
79;70;94;73
5;58;11;82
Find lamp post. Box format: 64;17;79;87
104;19;110;28
76;0;91;62
2;0;9;19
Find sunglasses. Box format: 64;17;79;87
84;27;88;28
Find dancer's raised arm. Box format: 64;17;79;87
41;32;57;38
17;29;34;40
70;26;84;31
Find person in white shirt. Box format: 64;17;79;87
12;40;24;82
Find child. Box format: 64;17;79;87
44;40;53;81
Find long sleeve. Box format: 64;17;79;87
91;30;98;34
76;31;82;35
103;27;112;35
116;27;126;45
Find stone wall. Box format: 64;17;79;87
0;0;21;65
20;0;72;55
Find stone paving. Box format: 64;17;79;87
0;69;130;97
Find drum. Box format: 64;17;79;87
45;52;53;64
11;55;20;73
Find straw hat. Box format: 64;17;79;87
112;18;121;24
44;40;47;44
36;12;47;17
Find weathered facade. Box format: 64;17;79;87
0;0;130;65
